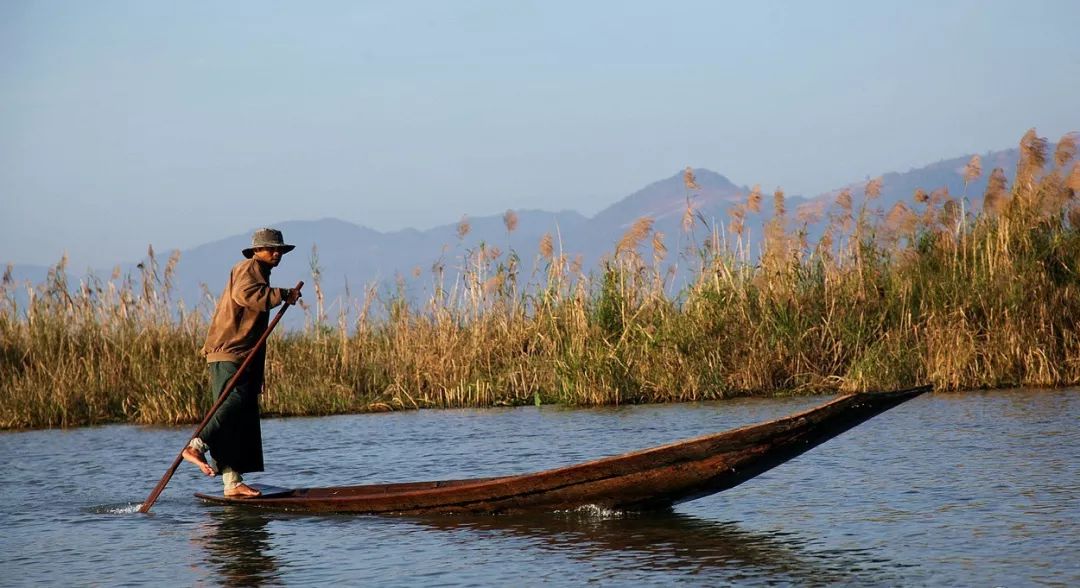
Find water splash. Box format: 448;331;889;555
556;504;627;519
87;503;143;515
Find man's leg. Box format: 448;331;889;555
222;467;260;497
202;361;263;498
182;438;215;477
184;364;235;479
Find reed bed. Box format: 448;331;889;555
3;130;1080;429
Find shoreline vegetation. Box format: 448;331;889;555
3;130;1080;430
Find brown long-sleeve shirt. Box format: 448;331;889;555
201;259;289;363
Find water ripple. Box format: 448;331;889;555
0;389;1077;586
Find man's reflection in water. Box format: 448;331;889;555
195;507;279;586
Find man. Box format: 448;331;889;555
182;227;301;497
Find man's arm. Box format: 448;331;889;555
230;262;288;311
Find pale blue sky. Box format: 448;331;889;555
2;1;1078;268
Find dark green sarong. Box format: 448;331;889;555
199;361;264;474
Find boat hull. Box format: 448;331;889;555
196;385;930;514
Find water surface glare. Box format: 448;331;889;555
1;389;1077;586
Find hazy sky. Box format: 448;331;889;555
2;1;1078;268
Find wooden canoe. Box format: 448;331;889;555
196;385;930;514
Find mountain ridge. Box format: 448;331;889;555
4;144;1036;313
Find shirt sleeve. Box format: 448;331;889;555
230;261;286;311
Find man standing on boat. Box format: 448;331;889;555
181;228;301;497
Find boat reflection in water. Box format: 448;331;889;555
188;505;897;585
411;509;898;584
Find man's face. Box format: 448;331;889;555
252;248;286;267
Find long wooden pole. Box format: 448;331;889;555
138;280;304;514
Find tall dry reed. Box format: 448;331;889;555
3;129;1080;429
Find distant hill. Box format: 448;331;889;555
591;168;746;228
795;149;1022;224
6;143;1056;323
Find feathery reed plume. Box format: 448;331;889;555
773;187;786;218
1054;133;1077;169
1049;135;1080;211
1020;128;1048;169
885;201;917;235
412;266;422;278
914;188;929;204
617;217;654;256
457;216;471;239
503;209;519;233
834;189;853;231
141;245;157;302
930;187;949;207
983;167;1009;215
681;198;697;234
683;166;700;191
483;274;504;295
1067;163;1080;195
925;188;949;226
865;177;883;200
651;231;667;263
963;155;983;184
747;185;762;213
795;205;822;225
764;217;786;257
309;245;326;326
570;254;583;275
941;198;960;229
1016;129;1048;195
2;263;11;287
163;250;181;301
818;228;834;255
539;233;554;259
729;204;746;237
1039;136;1078;215
836;188;853;211
796;224;809;252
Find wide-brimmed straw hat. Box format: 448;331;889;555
242;228;296;258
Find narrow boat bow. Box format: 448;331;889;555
196;385;930;514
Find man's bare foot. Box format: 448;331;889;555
181;447;215;477
224;483;261;498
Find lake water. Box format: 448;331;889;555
1;389;1077;586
